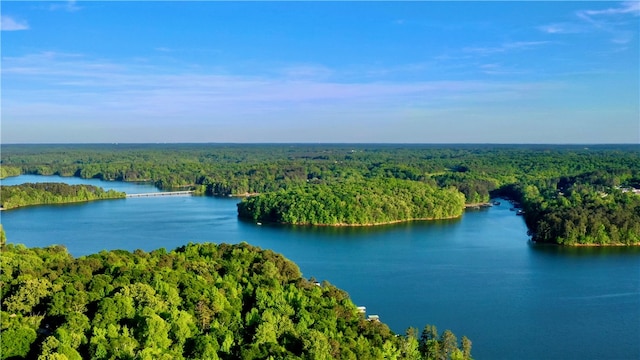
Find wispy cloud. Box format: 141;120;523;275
49;0;81;12
505;41;552;50
578;2;639;44
539;1;639;44
478;63;529;76
2;52;560;123
277;64;335;80
1;15;29;31
538;23;587;34
463;41;550;55
577;1;640;19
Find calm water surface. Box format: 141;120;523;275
2;176;639;359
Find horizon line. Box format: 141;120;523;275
2;142;639;146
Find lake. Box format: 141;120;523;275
2;175;639;359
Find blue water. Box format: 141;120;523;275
1;176;639;359
0;174;160;193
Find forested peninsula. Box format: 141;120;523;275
498;171;640;246
1;143;639;245
0;240;472;360
0;183;125;210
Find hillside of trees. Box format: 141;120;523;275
0;165;21;179
0;183;125;210
2;143;639;245
0;241;472;359
496;171;640;245
237;179;465;225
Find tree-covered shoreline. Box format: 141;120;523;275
0;165;21;179
237;179;465;226
0;240;472;359
495;170;640;246
2;143;639;245
0;183;125;210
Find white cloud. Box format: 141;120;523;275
463;41;550;55
504;41;551;49
576;2;639;44
1;15;29;31
578;1;640;18
1;52;561;123
49;0;81;12
539;2;639;47
538;23;587;34
5;51;636;144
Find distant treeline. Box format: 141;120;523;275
0;241;472;359
5;144;636;199
238;178;465;225
2;144;639;245
0;183;125;210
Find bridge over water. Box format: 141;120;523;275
126;191;194;198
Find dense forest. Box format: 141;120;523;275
0;241;472;360
2;144;639;244
237;178;465;225
0;183;125;210
4;144;635;197
497;171;640;245
0;165;21;179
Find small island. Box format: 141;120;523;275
0;183;125;210
237;178;465;226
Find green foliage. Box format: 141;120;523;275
0;242;472;359
434;173;496;204
0;183;125;210
1;323;37;359
5;144;638;196
3;143;638;244
0;224;6;248
238;179;465;225
0;165;22;179
512;171;640;245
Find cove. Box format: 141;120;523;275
1;175;639;359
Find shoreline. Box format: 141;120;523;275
252;214;463;227
531;240;640;247
0;196;125;211
464;202;492;208
565;243;640;247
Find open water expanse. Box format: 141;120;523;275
2;175;639;359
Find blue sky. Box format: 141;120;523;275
1;1;638;143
